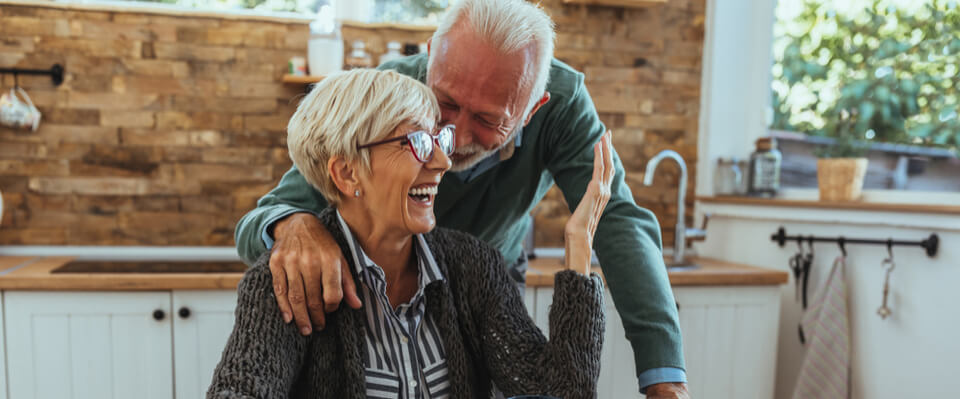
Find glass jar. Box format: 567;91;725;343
307;7;343;75
748;137;782;197
378;41;404;66
344;40;373;70
713;157;743;196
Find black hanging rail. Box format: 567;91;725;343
0;64;65;86
771;227;939;258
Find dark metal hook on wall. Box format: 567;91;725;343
771;227;940;258
0;64;65;86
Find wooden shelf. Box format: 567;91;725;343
697;196;960;215
282;74;324;85
561;0;666;8
340;20;437;32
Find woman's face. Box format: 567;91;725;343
357;122;451;235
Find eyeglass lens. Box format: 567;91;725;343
409;126;455;162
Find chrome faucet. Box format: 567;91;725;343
643;150;709;267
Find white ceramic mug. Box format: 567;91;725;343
0;87;42;131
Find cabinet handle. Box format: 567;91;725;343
153;309;165;321
178;307;191;319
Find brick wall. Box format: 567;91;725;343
0;0;703;247
535;0;704;248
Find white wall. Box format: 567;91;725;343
695;0;776;197
696;204;960;398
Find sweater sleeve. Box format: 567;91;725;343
460;234;605;399
207;254;309;399
234;166;329;265
543;70;684;377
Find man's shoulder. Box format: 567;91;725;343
545;58;586;104
378;53;428;83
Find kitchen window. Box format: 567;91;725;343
768;0;960;193
695;0;960;204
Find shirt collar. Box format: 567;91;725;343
335;210;444;287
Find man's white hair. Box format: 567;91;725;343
430;0;556;114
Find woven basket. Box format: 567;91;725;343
817;158;868;201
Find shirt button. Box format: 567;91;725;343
409;380;418;388
400;336;409;343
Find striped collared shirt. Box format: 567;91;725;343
336;212;451;399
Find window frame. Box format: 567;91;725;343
695;0;960;204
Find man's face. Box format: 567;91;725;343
426;27;537;171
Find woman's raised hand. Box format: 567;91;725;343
564;130;615;275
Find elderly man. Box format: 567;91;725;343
235;0;689;397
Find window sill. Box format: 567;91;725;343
696;195;960;232
697;195;960;215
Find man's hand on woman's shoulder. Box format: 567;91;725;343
269;212;362;335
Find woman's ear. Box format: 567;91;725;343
327;156;360;197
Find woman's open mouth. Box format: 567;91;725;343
407;184;438;205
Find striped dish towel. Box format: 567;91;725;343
792;256;850;399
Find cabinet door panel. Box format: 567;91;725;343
172;290;239;399
4;291;173;399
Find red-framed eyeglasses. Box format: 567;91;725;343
357;124;456;163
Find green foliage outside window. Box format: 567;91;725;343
770;0;960;154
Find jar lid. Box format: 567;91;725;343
756;137;777;150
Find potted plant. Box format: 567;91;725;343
815;109;869;201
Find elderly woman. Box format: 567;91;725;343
208;69;613;399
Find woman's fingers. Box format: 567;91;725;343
603;131;615;185
592;139;604;183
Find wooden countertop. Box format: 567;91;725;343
0;257;243;290
528;256;788;287
0;255;787;291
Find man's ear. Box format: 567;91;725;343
327;156;360;197
426;38;431;56
523;91;551;126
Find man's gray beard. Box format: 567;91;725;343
449;143;498;172
448;128;521;172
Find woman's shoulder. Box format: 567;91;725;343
237;252;276;298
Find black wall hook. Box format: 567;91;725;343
0;64;65;86
772;227;939;258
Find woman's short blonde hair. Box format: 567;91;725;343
286;69;439;206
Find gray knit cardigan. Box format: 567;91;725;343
208;209;605;399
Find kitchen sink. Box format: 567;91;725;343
51;261;248;274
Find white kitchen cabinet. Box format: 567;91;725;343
4;291;174;399
525;285;782;399
1;283;780;399
172;290;239;399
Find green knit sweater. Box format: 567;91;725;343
233;54;684;377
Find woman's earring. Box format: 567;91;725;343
354;189;360;197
